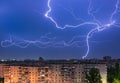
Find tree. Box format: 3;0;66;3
107;63;120;83
113;78;120;83
114;63;120;79
107;67;115;83
0;78;4;83
85;68;102;83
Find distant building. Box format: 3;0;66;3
103;56;112;61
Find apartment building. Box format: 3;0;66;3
3;65;50;83
0;59;107;83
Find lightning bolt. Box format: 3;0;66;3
45;0;119;59
1;0;120;59
1;35;87;48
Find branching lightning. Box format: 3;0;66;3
45;0;119;59
1;0;120;59
1;35;87;48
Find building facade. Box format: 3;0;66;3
3;66;50;83
0;59;107;83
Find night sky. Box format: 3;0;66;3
0;0;120;59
